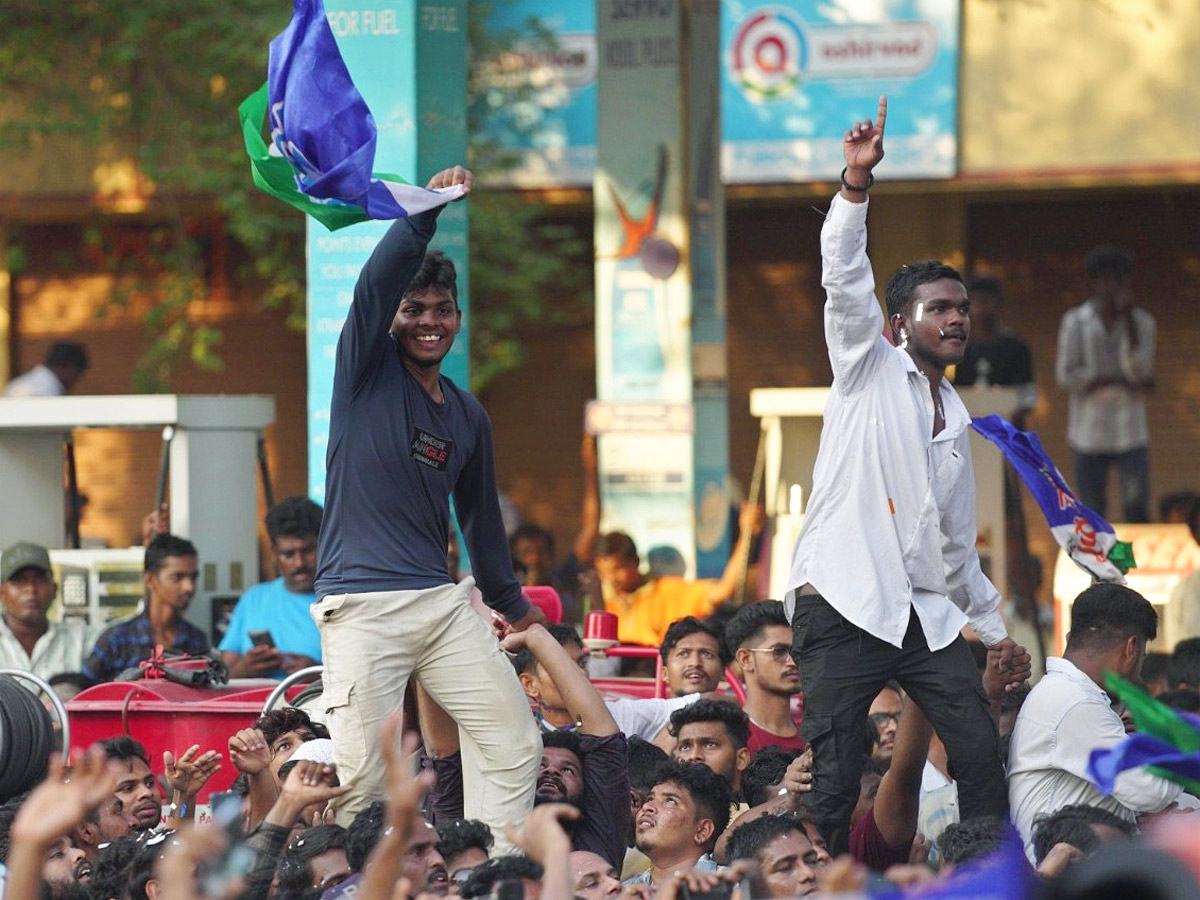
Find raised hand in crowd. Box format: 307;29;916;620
142;503;169;547
265;758;351;829
506;803;578;900
157;822;245;900
164;743;223;827
359;712;437;900
228;726;279;830
656;861;755;900
6;747;118;900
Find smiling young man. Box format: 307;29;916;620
83;535;208;684
784;97;1030;855
313;165;545;849
220;497;324;679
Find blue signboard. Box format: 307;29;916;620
479;0;959;185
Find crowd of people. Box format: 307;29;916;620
0;99;1196;900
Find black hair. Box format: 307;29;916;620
512;623;581;677
1085;245;1134;280
742;746;803;808
1000;681;1032;714
405;249;458;305
650;761;732;850
436;818;494;870
346;801;385;873
127;835;166;900
660;616;729;665
266;497;323;543
541;730;584;763
459;855;543;899
277;824;348;896
47;672;95;693
939;816;1006;866
726;813;811;866
1141;651;1171;689
668;698;750;750
45;341;88;371
253;707;330;746
594;532;638;562
1031;804;1134;865
724;601;789;655
627;737;670;795
1158;688;1200;713
510;524;555;560
967;276;1003;301
1158;491;1200;524
0;791;28;863
143;534;197;575
89;834;146;900
100;735;151;768
884;260;964;325
1065;583;1157;654
1169;638;1200;689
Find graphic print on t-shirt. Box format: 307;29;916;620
410;427;453;471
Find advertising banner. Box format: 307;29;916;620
480;0;959;186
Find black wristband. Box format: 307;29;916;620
840;167;874;193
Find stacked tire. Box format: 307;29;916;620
0;675;53;803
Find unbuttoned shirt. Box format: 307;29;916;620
1008;656;1180;861
0;615;98;683
784;195;1005;650
1055;298;1155;454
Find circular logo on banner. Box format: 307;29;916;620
730;7;807;103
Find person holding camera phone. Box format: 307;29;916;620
783;96;1031;855
220;497;325;680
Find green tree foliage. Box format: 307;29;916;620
0;0;589;392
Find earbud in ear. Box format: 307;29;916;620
899;327;908;349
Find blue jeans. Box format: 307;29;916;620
1073;446;1150;523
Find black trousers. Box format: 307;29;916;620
792;591;1007;855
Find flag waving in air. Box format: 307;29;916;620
239;0;464;230
970;415;1134;583
1088;674;1200;796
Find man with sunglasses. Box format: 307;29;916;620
726;602;805;756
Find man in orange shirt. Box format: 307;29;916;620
594;504;763;647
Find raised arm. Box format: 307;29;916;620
573;434;601;566
871;698;934;850
336;166;469;394
709;503;765;606
822;96;892;395
503;624;617;736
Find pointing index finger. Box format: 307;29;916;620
875;95;887;133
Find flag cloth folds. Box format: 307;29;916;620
868;829;1034;899
970;415;1133;582
239;0;464;230
1088;674;1200;796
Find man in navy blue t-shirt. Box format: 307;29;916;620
313;165;546;850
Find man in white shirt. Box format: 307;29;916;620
784;97;1029;854
1008;582;1180;861
1055;245;1155;523
3;342;89;397
0;541;96;683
